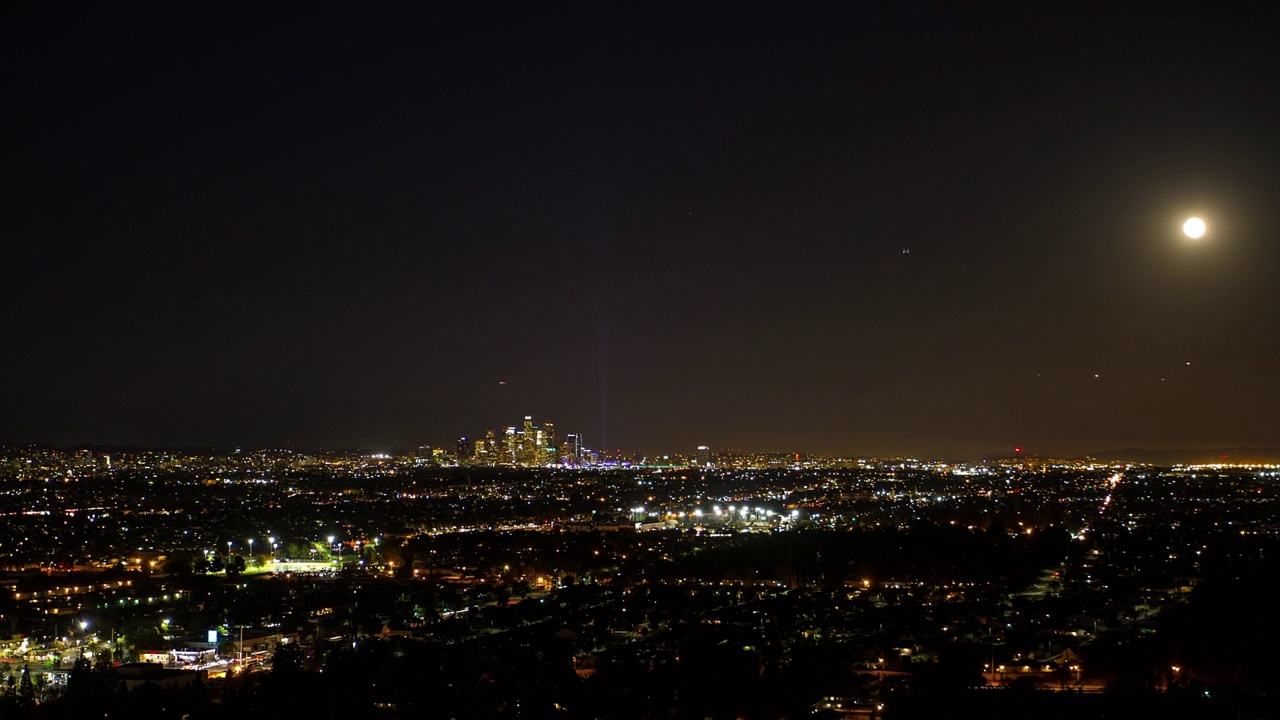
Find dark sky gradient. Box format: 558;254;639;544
4;4;1278;456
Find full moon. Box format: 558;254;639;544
1183;217;1206;239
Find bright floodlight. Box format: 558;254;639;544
1183;217;1206;238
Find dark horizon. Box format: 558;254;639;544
4;4;1278;458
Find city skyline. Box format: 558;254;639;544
4;5;1278;457
6;433;1280;467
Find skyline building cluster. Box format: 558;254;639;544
459;416;593;467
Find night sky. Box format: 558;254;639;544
4;4;1278;457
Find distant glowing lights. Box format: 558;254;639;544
1182;217;1206;239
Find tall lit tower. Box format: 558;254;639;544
541;422;556;466
564;433;583;465
504;426;518;464
521;416;536;465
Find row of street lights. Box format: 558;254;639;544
221;535;279;564
215;533;386;570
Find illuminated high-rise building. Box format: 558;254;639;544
473;430;495;463
503;426;518;464
540;421;557;465
513;416;532;465
564;433;583;465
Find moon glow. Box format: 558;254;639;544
1183;217;1206;239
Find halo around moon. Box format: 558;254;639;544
1182;217;1206;239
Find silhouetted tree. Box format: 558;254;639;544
0;673;19;720
163;554;193;576
122;618;164;653
17;665;35;712
272;642;304;678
